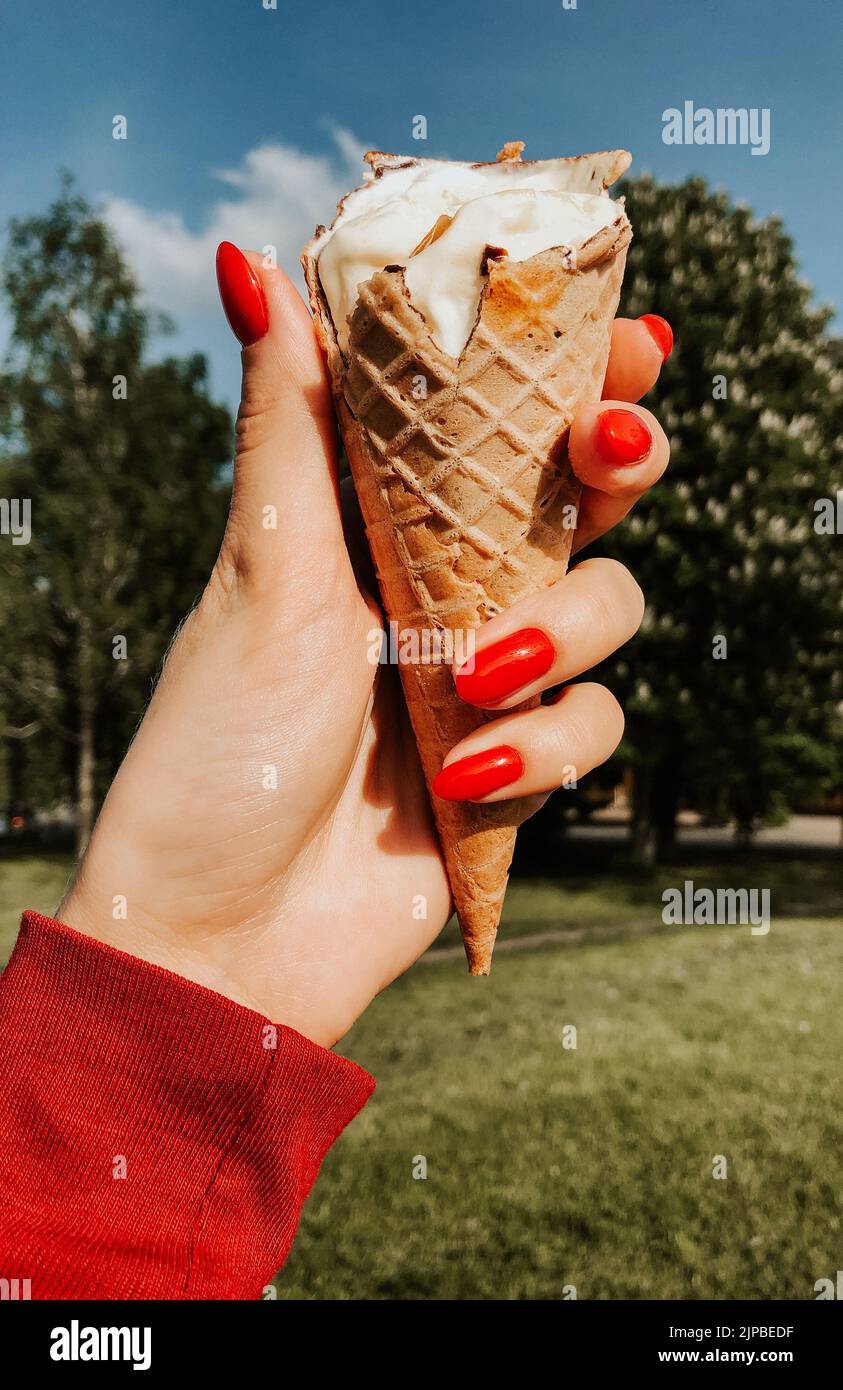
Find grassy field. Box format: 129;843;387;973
0;847;74;961
278;913;842;1300
2;843;840;1299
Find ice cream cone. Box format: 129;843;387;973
303;147;632;973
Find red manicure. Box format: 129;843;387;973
455;628;555;705
595;408;652;466
432;746;524;802
639;314;674;361
216;242;269;346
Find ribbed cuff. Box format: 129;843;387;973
0;912;374;1299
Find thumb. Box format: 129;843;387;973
215;241;346;592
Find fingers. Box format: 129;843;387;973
436;557;639;804
453;557;643;710
564;314;673;553
214;243;345;592
569;401;670;552
432;683;624;803
602;315;673;403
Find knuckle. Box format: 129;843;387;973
237;362;279;422
578;682;625;745
234;375;281;458
613;561;646;624
234;409;271;462
596;686;626;745
582;557;646;629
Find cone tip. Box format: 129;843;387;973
465;942;493;976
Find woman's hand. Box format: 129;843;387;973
60;247;671;1047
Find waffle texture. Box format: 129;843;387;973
304;151;631;972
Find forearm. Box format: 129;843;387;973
0;912;373;1300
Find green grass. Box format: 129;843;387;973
281;915;843;1299
0;846;72;963
1;846;840;1299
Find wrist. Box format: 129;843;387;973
57;874;351;1048
58;877;264;1020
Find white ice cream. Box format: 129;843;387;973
316;157;623;358
404;190;617;357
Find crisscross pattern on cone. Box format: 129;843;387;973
304;177;631;974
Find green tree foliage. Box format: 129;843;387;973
0;180;231;848
594;174;843;855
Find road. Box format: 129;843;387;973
568;812;840;852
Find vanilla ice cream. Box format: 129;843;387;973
315;151;625;358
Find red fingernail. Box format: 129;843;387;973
455;628;555;705
639;314;673;361
432;745;524;802
595;409;652;466
216;241;268;346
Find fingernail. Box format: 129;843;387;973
455;628;555;705
216;242;268;346
432;745;524;802
639;314;674;361
595;408;652;466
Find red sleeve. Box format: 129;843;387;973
0;911;374;1300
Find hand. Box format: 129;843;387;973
60;247;671;1047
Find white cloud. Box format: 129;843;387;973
102;127;368;315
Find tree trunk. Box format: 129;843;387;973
76;708;95;856
630;766;657;866
630;760;679;865
734;820;754;851
6;737;24;830
653;768;678;859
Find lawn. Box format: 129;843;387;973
0;847;73;963
281;913;843;1299
1;844;840;1300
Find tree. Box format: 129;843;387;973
0;179;231;852
593;174;842;859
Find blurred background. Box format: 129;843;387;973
1;0;840;1298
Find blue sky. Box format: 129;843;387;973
1;0;839;409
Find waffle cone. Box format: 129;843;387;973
303;149;632;973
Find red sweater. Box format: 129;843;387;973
0;912;374;1299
